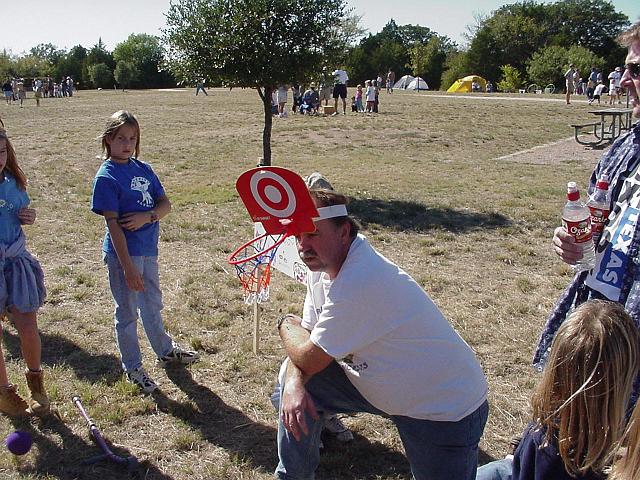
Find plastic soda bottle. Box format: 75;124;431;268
586;174;611;246
562;182;595;271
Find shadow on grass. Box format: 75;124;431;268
157;366;494;478
153;366;277;473
7;414;174;480
349;198;511;233
2;330;122;385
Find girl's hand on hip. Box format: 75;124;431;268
119;211;150;231
17;207;36;225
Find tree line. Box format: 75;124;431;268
0;0;631;93
0;34;174;90
342;0;630;91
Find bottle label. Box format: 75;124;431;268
563;218;593;243
589;207;610;234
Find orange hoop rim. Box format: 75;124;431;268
228;232;289;265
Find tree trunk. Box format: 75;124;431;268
257;86;273;166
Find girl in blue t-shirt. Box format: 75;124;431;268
477;300;639;480
0;128;49;417
91;111;198;394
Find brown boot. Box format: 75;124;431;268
25;369;50;415
0;384;29;416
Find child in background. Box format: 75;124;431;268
477;300;640;480
292;85;301;113
355;84;364;112
373;79;380;113
91;111;198;394
365;80;375;113
350;96;357;112
0;129;49;417
593;81;606;105
277;85;288;118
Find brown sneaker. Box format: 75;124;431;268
25;369;50;416
0;384;29;416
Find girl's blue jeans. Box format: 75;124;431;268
104;252;173;372
275;361;489;480
475;458;512;480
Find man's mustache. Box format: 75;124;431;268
298;250;316;260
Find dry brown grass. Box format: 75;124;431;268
0;88;605;479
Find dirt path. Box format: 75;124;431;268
493;136;606;165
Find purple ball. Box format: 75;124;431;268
5;431;33;455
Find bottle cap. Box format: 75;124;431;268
567;182;580;201
596;174;609;190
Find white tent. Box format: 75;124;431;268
393;75;414;89
407;77;429;91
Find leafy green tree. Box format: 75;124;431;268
114;60;138;91
0;51;16;80
89;63;114;89
467;2;548;81
163;0;346;165
86;39;115;69
496;64;523;92
526;44;603;89
330;12;366;63
547;0;628;60
408;36;455;90
13;55;51;79
114;34;173;88
440;51;470;90
30;43;63;65
345;20;455;87
465;0;629;84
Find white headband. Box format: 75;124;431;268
314;204;348;222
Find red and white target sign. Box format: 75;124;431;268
236;166;319;235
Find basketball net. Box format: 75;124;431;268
228;232;287;304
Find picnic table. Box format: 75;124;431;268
572;107;635;147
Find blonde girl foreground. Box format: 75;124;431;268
477;300;639;479
90;111;198;394
0;128;49;417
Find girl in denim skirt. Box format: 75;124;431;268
0;128;49;417
91;111;198;394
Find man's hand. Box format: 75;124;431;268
553;226;584;265
17;207;36;225
123;263;144;291
281;376;319;441
119;211;151;231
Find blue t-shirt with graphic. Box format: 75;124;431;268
0;174;29;246
91;158;165;256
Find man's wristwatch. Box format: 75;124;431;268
149;210;159;223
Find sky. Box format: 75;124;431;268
1;0;638;55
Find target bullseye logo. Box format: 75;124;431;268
250;171;296;218
236;166;320;236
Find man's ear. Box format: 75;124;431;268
339;221;351;243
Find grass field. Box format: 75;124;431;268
0;88;605;479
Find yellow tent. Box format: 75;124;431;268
447;75;488;93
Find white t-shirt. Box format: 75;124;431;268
306;234;487;421
586;164;640;300
365;86;376;102
609;70;621;89
594;84;606;96
332;69;349;85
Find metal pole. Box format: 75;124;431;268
252;157;266;355
253;267;261;355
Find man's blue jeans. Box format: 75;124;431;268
104;252;173;372
275;361;489;480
